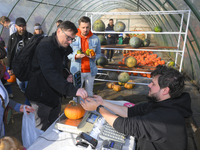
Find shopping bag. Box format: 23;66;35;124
21;105;44;148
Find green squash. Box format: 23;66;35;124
143;39;150;47
125;56;137;68
96;56;108;67
118;72;130;83
98;35;107;45
108;71;118;80
92;20;105;31
114;21;126;32
129;37;142;48
154;26;162;32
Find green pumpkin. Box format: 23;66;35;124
154;26;162;32
118;72;130;83
92;20;105;31
98;35;107;45
108;71;118;80
96;56;108;67
114;21;126;32
129;37;142;48
143;39;150;47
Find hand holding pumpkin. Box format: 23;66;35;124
76;88;88;99
76;54;85;59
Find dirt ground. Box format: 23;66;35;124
4;51;198;149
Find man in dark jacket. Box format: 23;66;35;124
105;19;118;62
7;17;33;105
81;65;193;150
25;21;88;131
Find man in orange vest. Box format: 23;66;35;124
68;16;101;102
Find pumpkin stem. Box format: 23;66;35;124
69;100;77;106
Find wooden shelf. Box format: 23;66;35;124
101;44;177;50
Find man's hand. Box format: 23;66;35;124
76;88;88;99
90;95;104;105
76;54;86;59
87;53;96;59
108;34;111;38
81;98;99;111
19;105;35;114
67;74;73;82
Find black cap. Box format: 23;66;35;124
15;17;26;26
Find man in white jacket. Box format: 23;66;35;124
0;16;17;35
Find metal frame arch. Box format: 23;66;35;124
46;0;76;35
0;0;20;34
72;0;138;25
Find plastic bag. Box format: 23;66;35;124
22;105;44;148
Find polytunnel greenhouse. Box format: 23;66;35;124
0;0;200;150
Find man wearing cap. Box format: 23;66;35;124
7;17;33;104
0;16;17;35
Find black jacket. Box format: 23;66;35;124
7;31;33;69
105;24;118;44
113;92;192;150
25;32;78;107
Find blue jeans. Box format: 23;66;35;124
5;85;12;94
16;78;31;106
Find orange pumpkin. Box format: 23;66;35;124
106;82;116;89
124;80;135;89
64;100;85;120
7;74;16;83
113;85;121;92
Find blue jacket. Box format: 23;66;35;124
68;34;101;77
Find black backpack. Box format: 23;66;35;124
12;34;44;81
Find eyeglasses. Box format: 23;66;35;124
61;29;76;42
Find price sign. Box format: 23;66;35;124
73;71;81;88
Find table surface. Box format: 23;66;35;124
28;100;136;150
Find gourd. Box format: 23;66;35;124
124;80;135;89
92;20;105;31
108;71;118;80
96;56;108;67
125;56;137;68
106;82;116;89
154;26;162;32
112;85;121;92
143;39;150;47
129;37;142;48
7;74;16;83
64;100;85;120
114;21;126;32
118;72;130;83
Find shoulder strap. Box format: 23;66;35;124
0;94;6;109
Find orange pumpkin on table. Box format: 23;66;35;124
64;100;85;120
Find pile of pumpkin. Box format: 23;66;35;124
106;72;135;92
119;51;165;78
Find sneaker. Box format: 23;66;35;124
114;51;117;53
107;59;110;62
9;94;14;98
111;58;114;62
118;51;120;53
